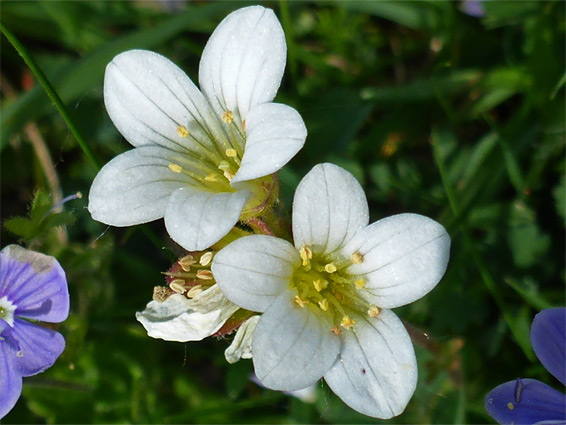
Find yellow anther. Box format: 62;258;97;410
299;246;312;267
340;316;355;330
186;285;203;298
324;262;337;273
355;278;366;289
368;305;380;318
222;110;234;124
294;295;308;308
204;173;218;182
225;148;237;158
223;169;234;181
76;192;83;199
199;252;213;267
331;326;342;336
218;161;231;170
196;270;213;280
318;298;329;311
177;125;189;138
313;279;328;292
242;120;246;131
507;403;514;411
168;164;183;173
169;279;186;294
351;251;364;264
179;255;195;271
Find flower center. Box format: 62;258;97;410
290;246;379;335
0;296;17;329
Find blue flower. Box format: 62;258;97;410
0;245;70;419
485;308;566;425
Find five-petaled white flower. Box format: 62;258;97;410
211;163;451;419
88;6;307;251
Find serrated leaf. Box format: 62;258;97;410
3;216;33;238
42;211;77;230
507;201;551;268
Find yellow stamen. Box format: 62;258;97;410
242;120;246;131
507;403;514;410
350;251;364;264
186;285;203;298
340;315;355;330
199;252;213;266
355;278;366;289
222;110;234;124
177;125;189;138
368;305;380;318
168;164;183;173
313;279;328;292
218;161;231;170
331;326;342;336
299;246;312;267
294;295;308;308
318;298;329;311
324;262;337;273
223;170;234;181
179;255;195;271
196;270;213;280
169;279;186;294
204;173;218;182
225;148;237;158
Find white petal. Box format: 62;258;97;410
343;213;450;309
165;187;250;251
88;146;192;226
231;103;307;183
199;6;286;121
324;309;417;419
292;163;369;255
252;292;340;391
105;49;226;157
135;286;239;342
224;315;260;364
212;235;299;312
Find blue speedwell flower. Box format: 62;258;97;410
0;245;70;419
485;307;566;425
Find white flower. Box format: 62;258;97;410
88;6;307;251
224;315;260;364
211;163;451;419
136;285;238;342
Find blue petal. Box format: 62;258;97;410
10;318;66;377
531;308;566;386
0;245;69;323
485;378;566;425
0;340;23;419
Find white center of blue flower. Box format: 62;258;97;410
0;295;17;328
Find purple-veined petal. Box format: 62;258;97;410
0;246;69;323
164;187;250;251
531;308;566;386
252;292;339;391
485;378;566;425
10;318;65;377
105;49;225;156
199;6;286;122
88;146;198;227
0;341;22;419
212;235;299;312
324;309;417;419
344;213;450;309
292;163;369;255
231;103;307;184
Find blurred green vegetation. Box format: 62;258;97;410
1;1;564;423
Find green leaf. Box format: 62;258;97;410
507;201;551;268
3;216;33;238
42;211;77;230
553;174;565;221
337;1;446;32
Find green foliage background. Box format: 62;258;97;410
1;1;564;423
